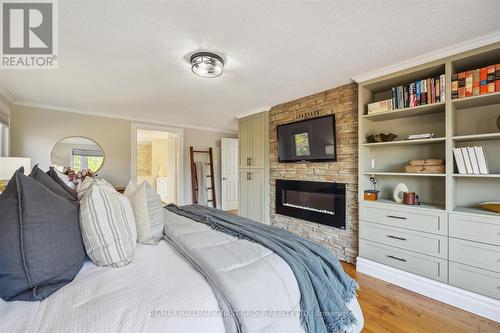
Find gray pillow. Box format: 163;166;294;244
46;166;78;200
30;165;78;203
0;168;85;301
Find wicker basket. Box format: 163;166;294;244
409;159;445;166
405;164;445;174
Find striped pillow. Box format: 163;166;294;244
124;180;165;244
79;182;137;267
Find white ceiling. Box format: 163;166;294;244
1;1;500;132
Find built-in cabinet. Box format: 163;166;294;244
238;111;269;223
358;42;500;303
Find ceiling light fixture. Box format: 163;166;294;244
190;52;224;78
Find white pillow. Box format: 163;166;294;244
77;178;114;200
79;181;137;267
125;180;165;245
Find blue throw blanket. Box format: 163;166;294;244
166;204;358;333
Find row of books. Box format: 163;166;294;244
453;146;489;174
392;74;446;109
452;64;500;99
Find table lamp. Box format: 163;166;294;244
0;157;32;192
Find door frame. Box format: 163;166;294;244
131;123;184;205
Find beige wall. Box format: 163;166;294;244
11;105;131;186
183;128;237;207
10;104;237;206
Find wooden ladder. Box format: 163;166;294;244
189;146;217;208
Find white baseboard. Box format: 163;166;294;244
356;257;500;323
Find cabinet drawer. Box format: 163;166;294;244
449;262;500;300
360;240;447;283
360;221;447;259
449;238;500;273
360;204;448;235
449;213;500;246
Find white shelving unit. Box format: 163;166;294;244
357;43;500;312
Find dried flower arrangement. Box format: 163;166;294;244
64;167;95;185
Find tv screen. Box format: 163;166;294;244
277;115;336;163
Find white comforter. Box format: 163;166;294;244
0;215;363;333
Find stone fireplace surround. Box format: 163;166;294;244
269;82;358;263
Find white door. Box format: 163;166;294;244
221;138;239;211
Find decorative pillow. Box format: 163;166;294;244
79;181;137;267
0;168;85;301
124;180;165;244
30;165;78;203
46;166;78;200
77;177;114;200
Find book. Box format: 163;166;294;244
416;80;421;105
480;67;488;94
461;147;473;174
467;146;480;174
435;76;440;102
403;85;409;108
427;78;432;103
487;65;495;93
397;86;404;109
420;80;427;105
474;146;489;174
407;133;435;140
430;77;435;103
453;148;467;174
472;69;480;96
440;74;446;101
458;72;466;99
451;74;458;99
391;87;398;109
409;82;416;107
496;64;500;92
465;71;473;97
368;99;393;114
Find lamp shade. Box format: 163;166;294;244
0;157;32;180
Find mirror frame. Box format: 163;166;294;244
50;136;105;173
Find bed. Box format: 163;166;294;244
0;211;363;333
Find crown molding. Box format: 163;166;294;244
351;31;500;83
236;106;270;119
13;101;237;134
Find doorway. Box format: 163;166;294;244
131;124;183;205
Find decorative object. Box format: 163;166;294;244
393;183;409;203
405;165;446;174
51;136;104;174
405;158;445;174
364;176;379;201
64;167;95;186
367;99;393;114
190;52;224;78
0;157;31;192
409;159;444;166
366;133;397;143
403;192;420;205
478;202;500;214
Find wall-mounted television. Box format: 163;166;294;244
277;115;336;163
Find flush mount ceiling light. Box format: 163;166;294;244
190;52;224;78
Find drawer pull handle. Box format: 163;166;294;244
387;235;407;241
387;255;407;262
387;215;407;220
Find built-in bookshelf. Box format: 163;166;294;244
358;42;500;216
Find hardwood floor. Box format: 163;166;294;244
341;262;500;333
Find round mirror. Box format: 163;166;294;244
51;137;104;173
